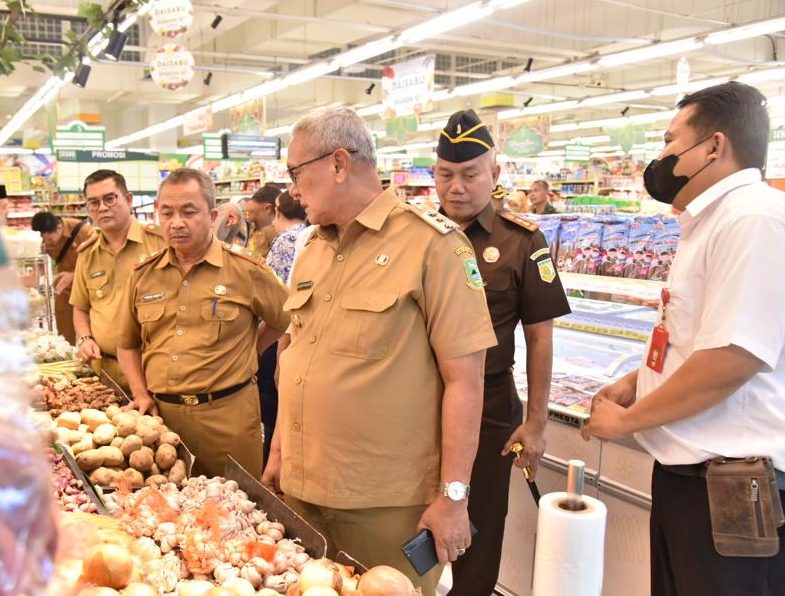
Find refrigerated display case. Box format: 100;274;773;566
498;281;661;596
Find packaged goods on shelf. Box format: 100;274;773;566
24;329;77;362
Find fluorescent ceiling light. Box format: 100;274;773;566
598;38;704;68
737;67;785;85
280;62;337;88
0;76;65;145
705;16;785;45
105;115;185;149
649;76;730;96
432;89;455;102
548;140;569;147
537;150;568;157
398;1;493;44
454;76;515;97
580;90;650;106
497;100;578;120
517;61;596;83
332;36;401;68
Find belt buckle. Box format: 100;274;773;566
181;394;199;406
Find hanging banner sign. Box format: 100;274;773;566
0;166;23;194
150;44;195;91
565;144;591;162
498;115;551;157
50;120;106;151
231;100;264;135
606;124;647;154
150;0;194;38
381;55;435;120
183;105;213;136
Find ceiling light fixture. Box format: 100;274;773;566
365;82;376;95
104;20;128;62
210;15;223;29
598;38;704;68
73;63;91;87
524;57;533;72
203;72;213;86
524;97;533;107
705;15;785;45
620;106;630;116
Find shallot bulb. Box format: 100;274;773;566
298;559;343;592
239;562;263;588
221;577;256;596
213;562;240;584
356;565;419;595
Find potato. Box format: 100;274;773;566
126;409;141;419
105;404;122;420
114;413;137;438
56;411;81;430
56;427;83;445
129;446;154;472
89;467;116;486
168;459;187;485
154;443;178;471
139;415;162;428
144;474;169;487
118;468;144;489
120;434;144;457
136;424;160;447
72;434;95;455
158;430;181;447
110;436;124;449
97;446;125;467
93;423;118;446
78;423;90;435
81;409;110;431
75;449;104;471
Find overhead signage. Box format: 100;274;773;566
150;0;194;38
221;134;281;160
183;105;213;136
565;144;591;162
0;166;23;194
50;120;106;152
498;115;551;157
56;150;159;194
381;55;435;120
150;44;194;91
202;132;224;160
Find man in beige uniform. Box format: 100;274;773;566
262;108;497;595
116;169;290;478
32;211;94;343
71;170;166;389
245;183;280;259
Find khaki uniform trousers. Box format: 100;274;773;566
101;357;130;395
155;382;263;478
285;495;441;596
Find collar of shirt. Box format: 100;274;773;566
439;200;495;236
155;235;224;269
315;186;398;241
683;168;762;220
98;217;144;251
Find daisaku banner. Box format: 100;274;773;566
381;55;435;120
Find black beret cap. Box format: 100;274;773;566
437;109;495;163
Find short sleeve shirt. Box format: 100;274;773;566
266;223;306;282
462;204;571;375
636;169;785;470
115;236;290;395
70;219;167;355
45;217;94;274
279;187;498;509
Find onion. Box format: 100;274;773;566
122;584;158;596
303;589;340;596
203;589;234;596
78;589;121;596
298;559;343;592
221;577;256;596
341;576;359;596
82;544;135;590
356;566;417;596
176;580;216;596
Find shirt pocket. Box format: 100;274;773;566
137;303;165;344
86;273;109;302
482;268;515;311
199;302;241;343
331;289;399;360
283;288;314;340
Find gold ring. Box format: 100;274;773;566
457;548;466;556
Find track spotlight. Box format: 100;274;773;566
524;57;533;72
203;72;213;86
523;97;533;107
620;106;630;116
104;29;128;61
73;63;92;87
211;15;223;29
365;82;376;95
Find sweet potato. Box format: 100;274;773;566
81;409;110;431
56;411;81;430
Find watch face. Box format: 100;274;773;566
447;482;465;500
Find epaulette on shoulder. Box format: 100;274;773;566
499;210;539;232
223;242;262;266
401;202;458;234
142;223;164;237
77;234;99;252
134;250;164;270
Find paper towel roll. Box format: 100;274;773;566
532;491;607;596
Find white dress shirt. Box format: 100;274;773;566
635;168;785;470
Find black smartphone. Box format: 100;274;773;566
401;522;478;576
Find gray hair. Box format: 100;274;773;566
291;107;376;167
213;202;248;245
160;168;217;210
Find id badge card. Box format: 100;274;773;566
646;324;669;372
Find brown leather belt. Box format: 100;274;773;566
153;378;253;406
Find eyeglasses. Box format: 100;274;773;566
85;192;120;212
287;149;357;185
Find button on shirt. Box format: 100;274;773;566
279;187;498;509
115;237;290;395
635;169;785;470
70;219;167;356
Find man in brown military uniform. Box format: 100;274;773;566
116;168;290;478
436;110;571;596
32;211;94;343
70;170;166;389
245;183;280;259
261;107;497;595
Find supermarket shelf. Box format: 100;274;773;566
7;211;36;218
5;190;36;196
49;201;86;206
560;272;664;301
214;176;262;184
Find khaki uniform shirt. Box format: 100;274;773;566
70;219;167;355
279;187;498;509
115;236;290;395
45;217;94;274
248;225;277;259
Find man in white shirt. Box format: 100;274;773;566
584;82;785;596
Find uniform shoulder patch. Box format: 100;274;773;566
142;223;164;237
223;242;263;266
499;210;539;232
76;234;99;252
401;202;458;234
134;250;164;270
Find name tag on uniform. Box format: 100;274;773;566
90;270;106;279
142;292;164;303
297;281;313;291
